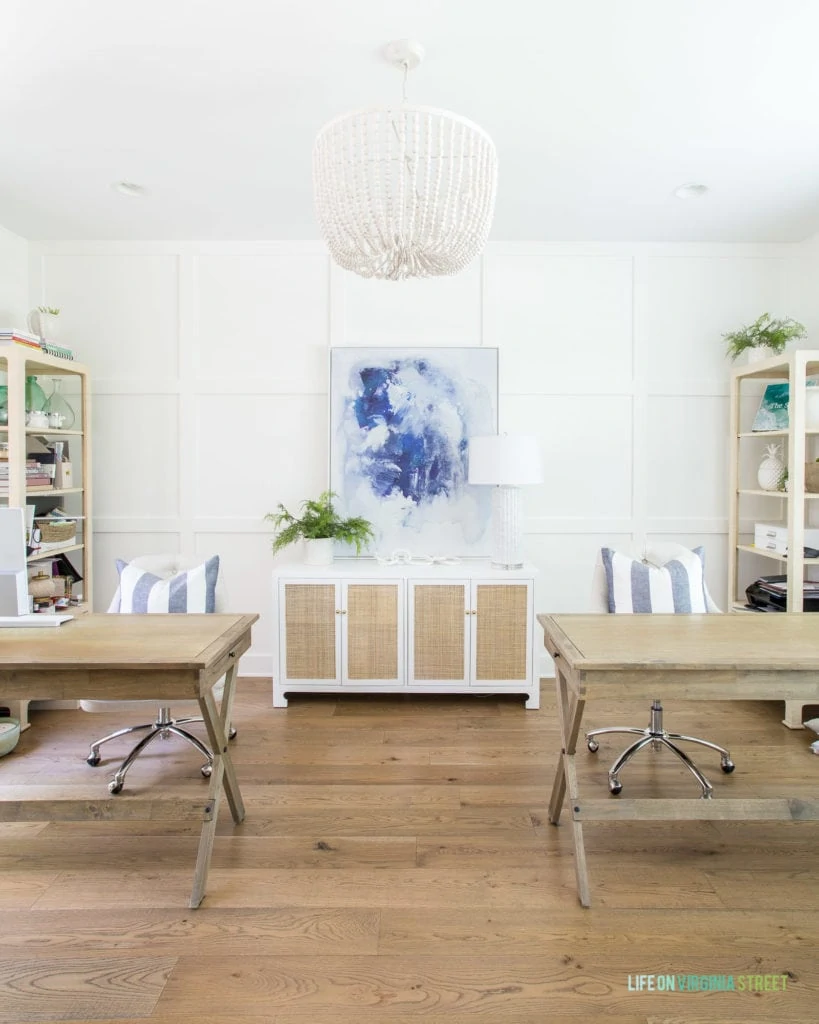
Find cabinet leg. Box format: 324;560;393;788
525;687;540;710
782;700;807;729
273;688;288;708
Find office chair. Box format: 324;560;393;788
587;542;735;798
81;554;235;794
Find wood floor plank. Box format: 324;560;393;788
0;835;417;871
32;866;581;910
153;954;818;1016
377;906;819;953
0;908;379;957
0;955;175;1023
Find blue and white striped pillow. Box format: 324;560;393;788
114;555;219;614
601;547;708;614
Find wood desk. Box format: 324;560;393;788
538;613;819;907
0;613;258;908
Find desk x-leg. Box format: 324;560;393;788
548;658;591;907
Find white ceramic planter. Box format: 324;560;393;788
304;538;334;566
746;345;777;364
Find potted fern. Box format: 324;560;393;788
723;312;806;364
265;490;374;565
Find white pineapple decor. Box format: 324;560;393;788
757;443;786;491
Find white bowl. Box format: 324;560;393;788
0;718;20;756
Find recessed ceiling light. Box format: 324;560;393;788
113;181;147;197
674;182;709;200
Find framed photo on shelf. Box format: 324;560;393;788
752;380;819;431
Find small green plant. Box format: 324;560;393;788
265;490;374;555
723;312;806;361
37;305;60;316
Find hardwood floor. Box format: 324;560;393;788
1;680;817;1022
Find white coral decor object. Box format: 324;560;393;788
757;443;786;491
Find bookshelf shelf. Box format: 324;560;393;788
28;542;84;563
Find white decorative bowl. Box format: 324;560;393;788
0;717;20;756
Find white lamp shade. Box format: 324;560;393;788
467;435;543;486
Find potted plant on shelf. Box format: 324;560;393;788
265;490;374;566
723;312;806;364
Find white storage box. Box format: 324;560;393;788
754;522;819;555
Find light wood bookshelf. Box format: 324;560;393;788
0;346;92;729
728;349;819;728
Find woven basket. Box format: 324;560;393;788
806;463;819;494
37;520;76;543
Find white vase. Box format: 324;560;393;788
304;538;334;566
41;314;58;340
27;309;58;340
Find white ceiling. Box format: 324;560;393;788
2;0;819;242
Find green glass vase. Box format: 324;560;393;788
25;376;47;414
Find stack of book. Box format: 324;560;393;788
39;341;74;361
0;329;74;360
0;329;42;350
0;460;53;494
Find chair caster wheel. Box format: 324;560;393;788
229;727;237;740
609;778;623;795
587;739;599;753
200;764;213;778
721;759;735;774
86;752;101;767
108;779;124;795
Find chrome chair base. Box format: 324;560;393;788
86;706;236;794
586;699;735;799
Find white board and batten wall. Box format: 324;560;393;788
24;238;818;677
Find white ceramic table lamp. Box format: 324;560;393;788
468;434;542;569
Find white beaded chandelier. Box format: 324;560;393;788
313;40;498;281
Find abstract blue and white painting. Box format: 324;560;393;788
330;348;498;557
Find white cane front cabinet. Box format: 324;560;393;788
272;562;538;708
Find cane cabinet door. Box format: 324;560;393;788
281;581;340;684
407;580;470;686
471;580;532;686
342;581;403;686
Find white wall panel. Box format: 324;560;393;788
635;256;784;386
0;224;28;326
41;254;179;381
196;253;329;390
502;394;633;520
340;260;482;347
93;394;179;518
484;254;633;393
196;532;275;676
194;394;327;519
646;396;727;520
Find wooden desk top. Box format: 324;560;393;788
0;613;259;671
538;613;819;672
